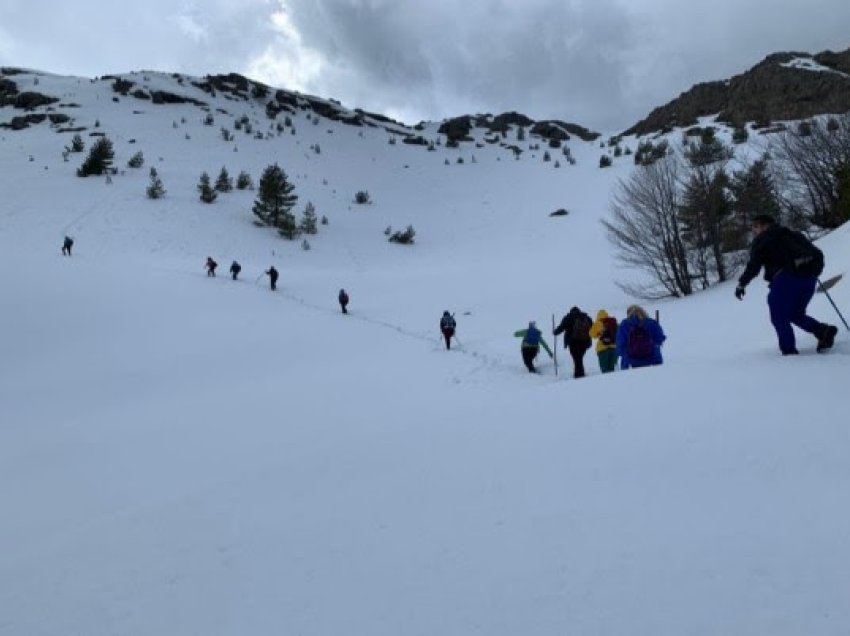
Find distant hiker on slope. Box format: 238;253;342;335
265;266;279;291
205;257;218;277
553;306;593;378
339;289;349;314
589;309;618;373
617;305;665;370
735;214;837;354
440;311;456;350
61;236;74;256
514;321;553;373
230;260;241;280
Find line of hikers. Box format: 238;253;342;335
441;305;665;376
511;305;666;377
68;212;842;371
204;256;350;313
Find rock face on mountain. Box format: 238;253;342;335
624;47;850;136
438;112;599;144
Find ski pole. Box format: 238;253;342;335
818;278;850;330
551;314;559;377
453;334;463;348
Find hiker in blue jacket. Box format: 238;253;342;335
514;320;553;373
617;305;665;370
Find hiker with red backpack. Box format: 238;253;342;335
553;306;593;378
589;309;618;373
617;305;665;370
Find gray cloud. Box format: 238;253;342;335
1;0;849;131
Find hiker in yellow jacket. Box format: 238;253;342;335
589;309;618;373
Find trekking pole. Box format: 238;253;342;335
818;278;850;330
551;314;559;377
453;334;463;348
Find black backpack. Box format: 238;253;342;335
571;314;592;341
781;229;824;277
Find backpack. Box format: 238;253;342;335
781;229;824;277
339;291;349;304
627;322;654;360
599;317;617;346
441;314;455;330
524;327;541;346
571;314;592;341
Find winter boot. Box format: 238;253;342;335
817;325;838;353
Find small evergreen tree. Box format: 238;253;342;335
215;166;233;192
197;172;217;203
146;167;165;199
253;163;298;236
599;155;612;168
77;136;114;177
321;215;329;225
300;202;318;234
127;151;144;168
685;129;733;167
70;134;85;152
732;126;749;144
388;225;416;244
729;157;781;245
354;190;370;204
236;171;253;190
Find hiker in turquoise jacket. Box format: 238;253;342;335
514;321;553;373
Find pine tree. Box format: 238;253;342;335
252;163;298;236
77;136;114;177
215;166;233;192
300;202;318;235
684;128;733;167
71;134;85;152
729;158;780;223
197;172;217;203
146;167;165;199
236;171;253;190
679;167;734;285
128;151;144;168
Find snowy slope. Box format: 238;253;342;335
1;69;849;636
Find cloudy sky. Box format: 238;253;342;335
2;0;849;131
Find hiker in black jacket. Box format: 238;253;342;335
229;261;241;280
265;266;279;291
735;214;837;354
61;236;73;256
439;311;456;350
554;306;593;378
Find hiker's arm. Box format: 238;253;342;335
540;339;553;357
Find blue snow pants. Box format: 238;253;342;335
767;272;823;353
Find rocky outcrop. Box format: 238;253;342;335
625;47;850;136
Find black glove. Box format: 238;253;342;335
735;286;745;300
